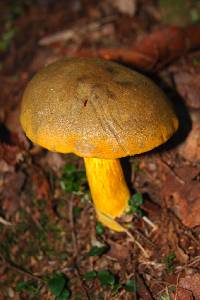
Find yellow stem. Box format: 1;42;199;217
84;157;130;231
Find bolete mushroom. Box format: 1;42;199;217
20;58;178;232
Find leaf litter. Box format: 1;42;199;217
0;0;200;299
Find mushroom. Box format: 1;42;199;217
20;58;178;232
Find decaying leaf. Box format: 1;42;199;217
69;25;200;71
106;240;131;261
178;273;200;299
172;52;200;109
178;110;200;162
168;222;189;264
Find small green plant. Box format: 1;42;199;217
60;164;87;194
87;245;109;257
47;273;70;299
83;269;116;287
164;253;176;273
131;158;142;174
97;270;116;287
124;279;137;292
96;221;105;235
16;280;40;294
83;270;139;296
84;271;97;281
126;192;144;217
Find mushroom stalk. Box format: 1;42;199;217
84;157;130;231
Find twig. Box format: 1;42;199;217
0;216;12;226
159;158;185;185
0;254;44;282
140;260;165;269
175;255;200;272
174;273;181;300
133;229;156;248
142;215;158;232
155;284;176;298
187;256;200;267
39;15;116;46
136;274;154;300
97;210;150;257
125;229;149;258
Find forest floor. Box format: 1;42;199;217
0;1;200;299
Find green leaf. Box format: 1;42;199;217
56;289;70;300
83;271;97;281
16;280;39;294
136;208;145;217
87;246;109;257
16;281;28;292
124;279;137;292
132;193;143;206
73;207;82;219
97;270;115;287
60;164;87;193
164;253;176;273
127;192;144;217
96;221;105;235
47;273;66;296
64;164;76;175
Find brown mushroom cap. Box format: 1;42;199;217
20;57;178;158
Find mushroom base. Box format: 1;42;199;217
84;157;130;231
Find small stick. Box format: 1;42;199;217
125;229;149;258
159;158;185;185
174;273;181;300
142;215;158;232
0;216;12;226
0;254;44;282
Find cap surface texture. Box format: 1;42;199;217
20;58;178;158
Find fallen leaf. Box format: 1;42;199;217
178;273;200;299
172;52;200;109
175;286;193;300
168;222;189;264
69;25;200;71
162;166;200;228
178;110;200;162
106;240;130;261
32;170;50;201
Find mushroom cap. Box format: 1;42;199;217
20;58;178;159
